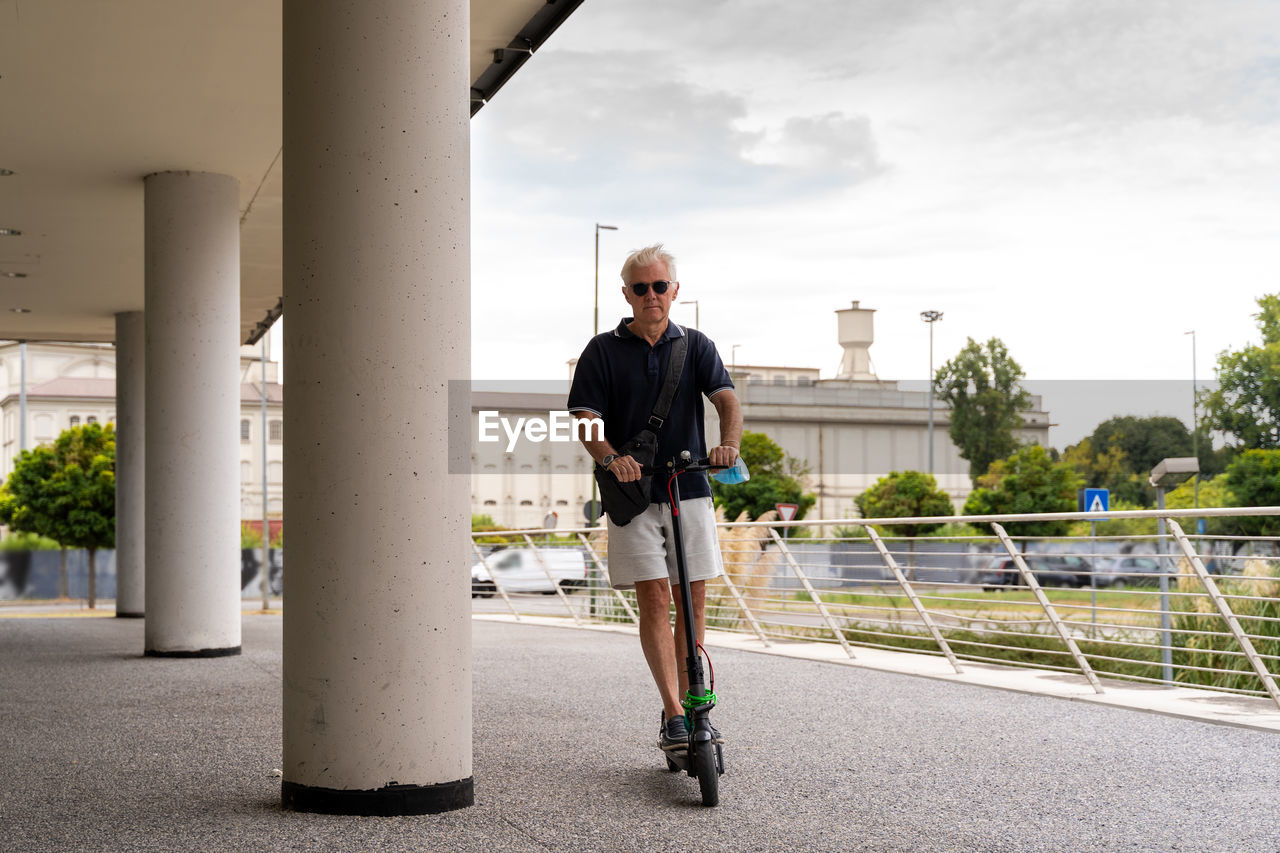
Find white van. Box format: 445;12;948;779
471;547;589;596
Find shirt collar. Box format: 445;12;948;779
613;318;685;341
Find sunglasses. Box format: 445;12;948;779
629;280;671;296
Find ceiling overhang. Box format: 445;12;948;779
0;0;584;345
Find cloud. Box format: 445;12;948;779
473;51;886;218
747;112;885;180
471;0;1280;388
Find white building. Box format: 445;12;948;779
470;303;1051;528
0;339;284;523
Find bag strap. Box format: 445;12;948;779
646;328;688;430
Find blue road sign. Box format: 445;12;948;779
1081;488;1110;514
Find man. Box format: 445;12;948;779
568;244;743;752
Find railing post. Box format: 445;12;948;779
865;526;962;673
717;568;772;648
576;532;639;625
992;523;1104;694
522;534;582;626
470;540;521;621
1165;519;1280;710
768;528;855;658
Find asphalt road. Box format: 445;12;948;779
3;614;1280;852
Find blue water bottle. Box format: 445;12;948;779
711;456;750;485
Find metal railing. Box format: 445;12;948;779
471;506;1280;709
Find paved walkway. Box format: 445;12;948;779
3;610;1280;851
478;614;1280;735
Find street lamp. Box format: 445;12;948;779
680;299;699;329
920;310;943;475
594;224;618;336
590;223;618;528
731;344;741;374
1151;456;1200;685
1186;330;1200;517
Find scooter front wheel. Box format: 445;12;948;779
693;740;720;807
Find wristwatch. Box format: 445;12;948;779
600;454;618;469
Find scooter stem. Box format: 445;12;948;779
666;472;707;698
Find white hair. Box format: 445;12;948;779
620;244;677;282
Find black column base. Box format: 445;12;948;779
282;777;474;816
144;646;241;658
115;611;144;619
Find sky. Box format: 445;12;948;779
469;1;1280;445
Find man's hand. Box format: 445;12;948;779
607;454;644;483
708;444;738;469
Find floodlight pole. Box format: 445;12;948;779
921;311;943;475
590;224;617;527
680;300;699;329
1186;330;1200;521
593;223;617;339
18;341;26;453
261;332;270;611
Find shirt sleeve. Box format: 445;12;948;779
567;336;607;419
692;330;734;398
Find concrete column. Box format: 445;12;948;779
142;171;242;657
281;0;472;815
114;311;145;618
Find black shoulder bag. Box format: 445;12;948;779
593;333;688;526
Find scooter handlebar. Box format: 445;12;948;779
638;456;724;477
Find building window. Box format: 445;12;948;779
69;415;81;428
269;419;283;442
240;419;250;442
519;500;533;506
86;416;97;424
483;499;497;506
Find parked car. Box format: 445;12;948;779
1094;555;1165;588
977;554;1093;590
471;547;589;596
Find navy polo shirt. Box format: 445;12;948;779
568;318;734;503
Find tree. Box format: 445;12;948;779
1201;293;1280;449
0;424;115;606
50;423;116;608
933;337;1031;484
1063;415;1220;507
710;431;816;525
1165;472;1240;538
855;470;954;574
963;444;1082;539
0;446;62;592
855;471;953;537
1223;449;1280;537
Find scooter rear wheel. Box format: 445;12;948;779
693;740;719;807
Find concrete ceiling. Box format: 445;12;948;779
0;0;576;344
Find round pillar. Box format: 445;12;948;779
114;311;145;618
142;171;242;657
281;0;473;815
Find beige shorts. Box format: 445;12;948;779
605;496;725;590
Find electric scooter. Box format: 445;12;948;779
642;450;736;807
